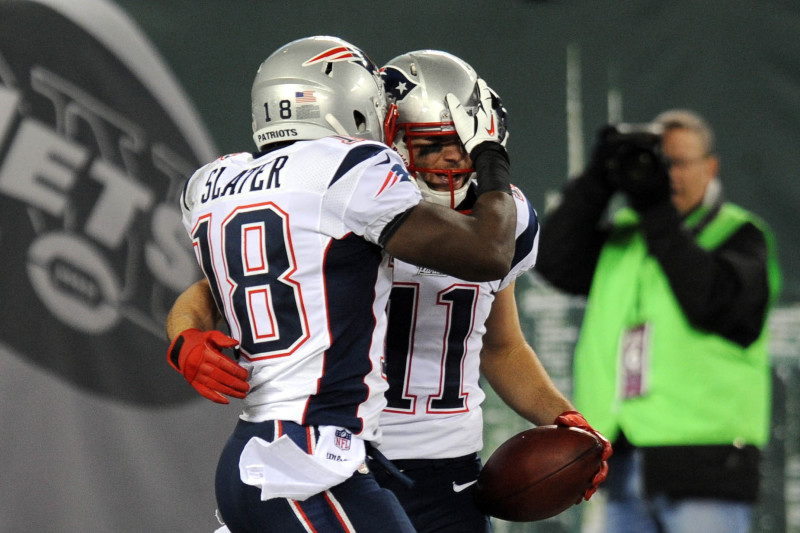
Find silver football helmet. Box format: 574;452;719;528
251;36;387;149
382;50;502;208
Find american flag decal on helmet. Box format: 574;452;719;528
334;429;352;450
376;163;410;197
295;90;316;103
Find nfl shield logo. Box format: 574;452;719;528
334;429;351;451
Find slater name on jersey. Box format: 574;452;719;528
200;155;288;204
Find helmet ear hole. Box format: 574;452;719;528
324;62;334;76
353;110;367;132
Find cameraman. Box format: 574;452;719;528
535;109;781;533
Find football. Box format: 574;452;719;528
474;425;603;522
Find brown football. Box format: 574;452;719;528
474;425;603;522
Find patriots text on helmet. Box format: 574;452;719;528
256;128;298;144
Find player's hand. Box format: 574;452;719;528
167;328;250;404
445;78;507;155
553;410;613;502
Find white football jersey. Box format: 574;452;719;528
377;185;539;459
180;136;421;442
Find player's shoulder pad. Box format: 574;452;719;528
510;184;536;219
510;183;539;249
195;151;254;174
510;183;528;204
315;135;388;151
181;152;254;211
308;135;391;161
316;136;405;181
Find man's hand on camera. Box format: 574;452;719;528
582;126;622;191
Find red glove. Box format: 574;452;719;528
167;328;250;404
553;410;613;502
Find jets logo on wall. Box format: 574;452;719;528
0;0;216;405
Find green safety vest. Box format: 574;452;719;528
573;203;781;447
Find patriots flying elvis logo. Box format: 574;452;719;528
375;163;411;197
380;66;418;101
302;46;377;74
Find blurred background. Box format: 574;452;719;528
0;0;797;531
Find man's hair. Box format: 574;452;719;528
653;109;716;156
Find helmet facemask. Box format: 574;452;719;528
389;123;474;209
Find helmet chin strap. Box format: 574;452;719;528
325;113;350;136
415;175;472;209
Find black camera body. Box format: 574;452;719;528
602;122;665;188
608;122;663;142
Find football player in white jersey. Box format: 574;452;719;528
166;37;519;533
371;50;612;532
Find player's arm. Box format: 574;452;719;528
478;282;573;425
479;282;612;500
383;79;516;282
535;127;619;295
166;279;249;404
384;189;514;281
166;279;221;340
